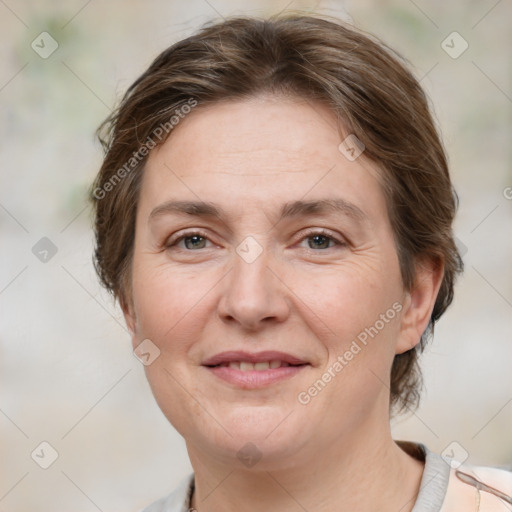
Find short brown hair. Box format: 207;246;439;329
90;14;463;414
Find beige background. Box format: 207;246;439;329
1;0;511;510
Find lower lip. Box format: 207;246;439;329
205;365;308;388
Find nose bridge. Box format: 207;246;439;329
233;238;271;292
218;236;289;328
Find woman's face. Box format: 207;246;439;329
125;95;434;469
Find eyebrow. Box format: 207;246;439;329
148;198;368;225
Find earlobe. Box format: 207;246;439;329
120;295;137;340
396;257;444;355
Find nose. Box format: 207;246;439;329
217;244;290;331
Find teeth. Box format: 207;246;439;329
224;360;287;371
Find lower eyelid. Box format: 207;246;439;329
298;240;343;250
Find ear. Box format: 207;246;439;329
120;294;138;344
396;256;444;355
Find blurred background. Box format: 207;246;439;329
1;0;511;510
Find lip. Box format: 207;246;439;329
202;351;310;389
202;350;308;366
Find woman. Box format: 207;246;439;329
90;14;512;512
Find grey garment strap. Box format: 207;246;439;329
141;474;194;512
411;444;451;512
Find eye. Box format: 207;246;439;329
166;231;213;250
297;230;345;250
165;229;345;252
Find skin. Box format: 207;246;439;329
123;94;444;512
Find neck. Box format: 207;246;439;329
187;418;424;512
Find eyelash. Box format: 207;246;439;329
166;228;346;252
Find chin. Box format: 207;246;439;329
184;405;313;469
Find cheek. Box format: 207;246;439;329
290;260;399;335
294;267;402;426
130;259;212;350
130;261;211;435
289;260;403;392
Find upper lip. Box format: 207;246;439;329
202;350;308;366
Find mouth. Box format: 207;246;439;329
210;360;300;371
202;351;310;388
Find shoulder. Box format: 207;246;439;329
140;474;194;512
441;463;512;512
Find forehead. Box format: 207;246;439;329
139;95;387;223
